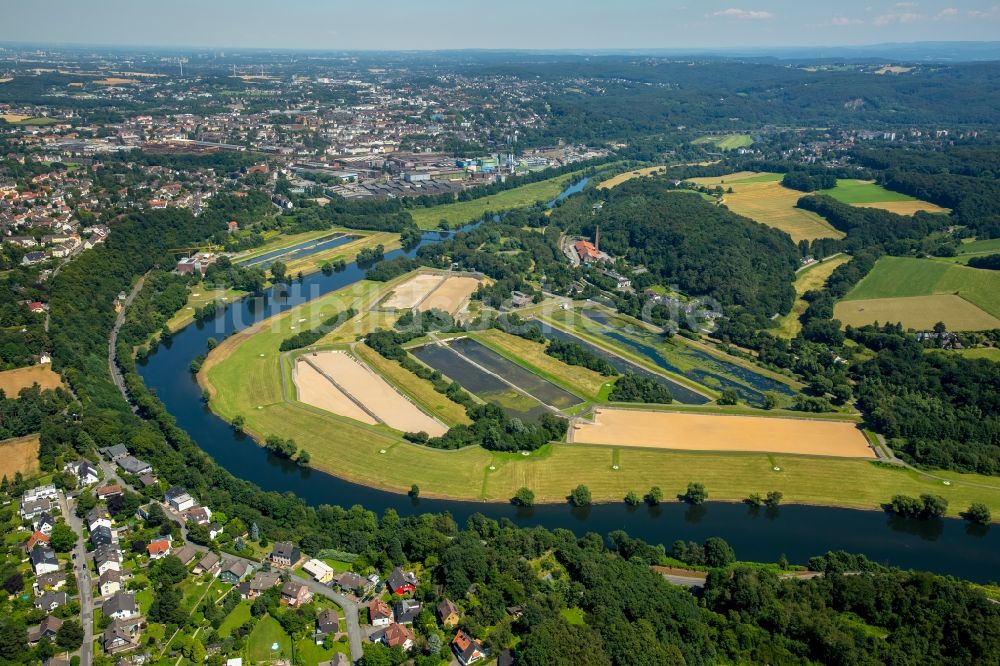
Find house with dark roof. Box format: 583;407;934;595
332;571;369;595
386;567;417;596
173;544;198;566
280;581;313;607
101;444;129;461
99;569;122;597
91;525;116;548
165;487;195;512
64;459;99;486
437;598;460;627
393;599;422;625
28;615;62;644
315;609;340;644
30;545;59;576
117;456;152;476
452;630;486;666
103;592;139;620
193;551;220;576
103;618;143;655
379;623;414;651
34;591;68;612
94;545;123;575
219;560;251;584
242;571;280;599
33;572;66;597
269;541;300;567
33;512;55;535
87;506;112;532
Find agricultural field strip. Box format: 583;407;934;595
419;276;481;315
571;407;876;458
0;365;65;394
294;356;380;424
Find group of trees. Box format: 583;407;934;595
607;372;673;404
782;171;837;192
544;339;617;376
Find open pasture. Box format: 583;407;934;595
692;134;754;150
0;365;63;395
0;435;41;479
572;408;875;458
836;256;1000;329
687;172;843;242
817;179;948;215
418;276;480;315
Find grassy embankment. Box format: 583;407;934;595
834;256;1000;330
199;277;1000;517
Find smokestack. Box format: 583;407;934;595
595;225;600;252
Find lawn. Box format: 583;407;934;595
687;172;843;242
776;255;851;338
295;637;349;666
835;256;1000;329
816;179;948;215
247;614;292;664
560;607;586;625
408;169;589;229
217;601;251;638
957;347;1000;362
354;343;472;426
692;134;754;150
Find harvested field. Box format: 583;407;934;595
834;295;1000;331
0;434;40;479
855;201;949;215
293;359;378;425
687;172;843;242
0;113;30;122
817;179;948;215
573;409;874;458
419;276;480;315
597;166;667;189
0;365;63;395
777;255;851;338
306;351;446;435
94;77;138;85
383;274;445;309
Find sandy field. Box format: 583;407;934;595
572;409;875;458
308;351;447;435
383;274;445;309
855;201;949;215
0;435;40;479
0;365;64;396
419;276;481;315
294;359;378;425
834;294;1000;331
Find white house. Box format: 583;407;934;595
165;487;195;513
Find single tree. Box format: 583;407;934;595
512;487;535;507
680;482;708;505
644;486;663;506
765;491;783;508
624;490;641;506
408;484;419;498
964;503;991;525
569;484;593;507
718;388;739;406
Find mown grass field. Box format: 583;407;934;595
0;434;40;479
692;134;754;150
777;255;851;338
687;172;844;242
408;169;589;229
200;279;1000;516
165;284;247;333
816;179;949;215
0;365;64;394
247;614;292;663
936;238;1000;265
835;256;1000;330
958;347;1000;362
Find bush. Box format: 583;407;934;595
609;372;672;404
512;487;535;507
569;484;592;507
964;503;991;525
644;486;663;506
680;482;707;505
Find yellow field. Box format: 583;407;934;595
383;274;445;309
419;276;480;315
855;201;949;215
0;113;30;122
0;435;40;479
687;172;844;242
294;358;378;425
777;255;851;338
597;166;667;189
834;294;1000;331
875;66;913;74
572;408;875;458
94;77;137;85
0;365;64;395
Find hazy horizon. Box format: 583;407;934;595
2;0;999;51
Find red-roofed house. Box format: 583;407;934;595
147;539;171;560
26;530;50;553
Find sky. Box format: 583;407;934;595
1;0;999;51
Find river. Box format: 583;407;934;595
137;181;1000;582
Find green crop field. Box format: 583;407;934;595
816;179;948;215
408;169;590;229
199;277;1000;516
692;134;754;150
835;256;1000;330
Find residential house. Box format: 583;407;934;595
368;599;393;627
280;581;313;607
95;545;123;575
28;615;62;644
380;623;414;651
25;530;50;553
193;551;220;576
173;544;198;566
103;618;143;655
393;599;422;625
101;444;129;461
437;599;460;627
30;545;59;576
117;456;152;476
302;559;334;584
103;592;139;620
269;541;300;567
315;609;340;644
165;487;195;512
184;506;212;526
33;572;66;596
317;656;349;666
386;567;417;596
20;497;52;521
64;459;100;486
138;473;158;488
242;571;280;599
87;506;112;532
91;525;116;548
219;560;251;584
95;483;123;500
208;522;224;540
332;571;369;595
99;569;122;597
33;512;55;535
34;591;68;612
146;538;171;560
452;630;486;666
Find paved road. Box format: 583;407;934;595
60;492;93;666
108;273;147;411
